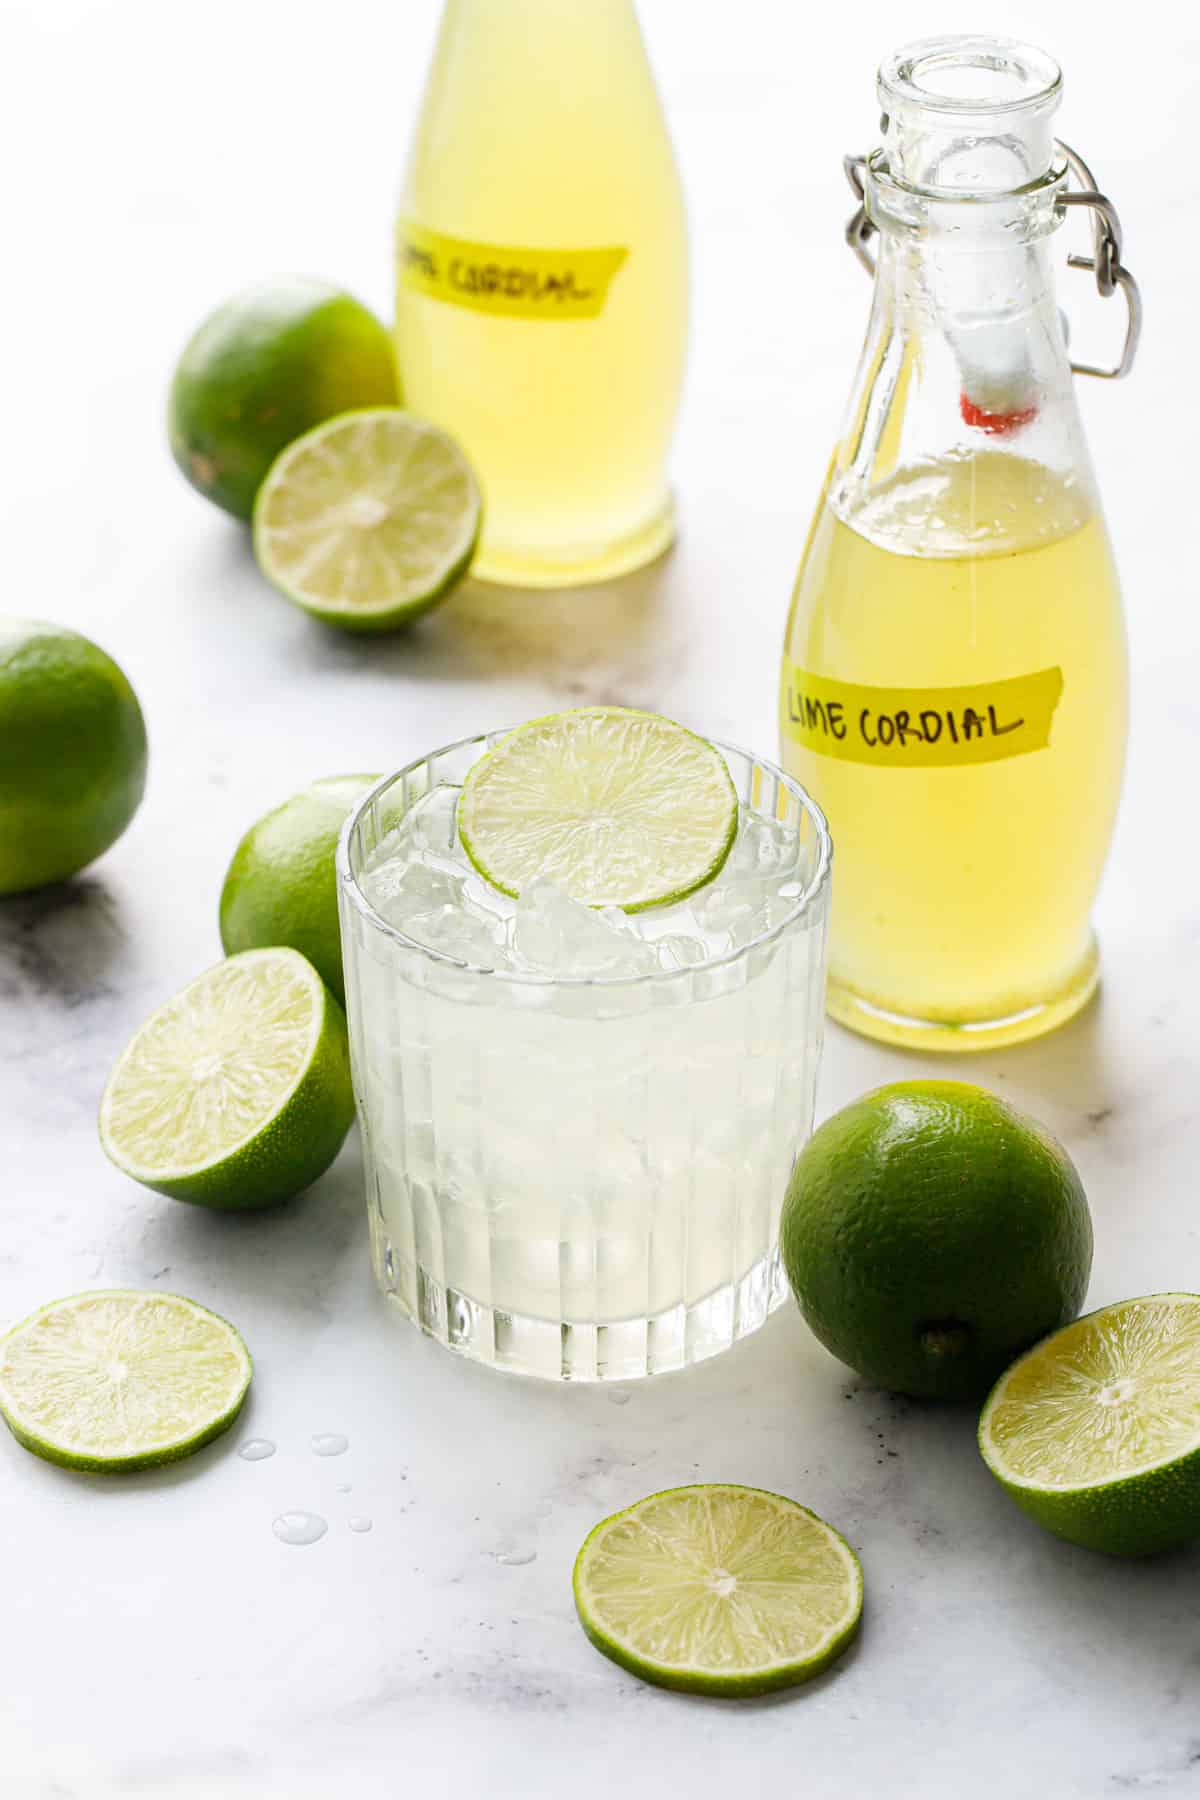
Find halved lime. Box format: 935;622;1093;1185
573;1484;863;1695
99;947;354;1210
459;708;739;910
253;408;480;632
979;1294;1200;1556
0;1290;251;1471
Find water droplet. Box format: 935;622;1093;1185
311;1433;349;1457
495;1548;537;1567
238;1438;276;1461
608;1388;632;1406
272;1511;328;1546
348;1516;373;1534
336;1483;352;1494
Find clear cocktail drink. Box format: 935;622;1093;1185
338;734;830;1381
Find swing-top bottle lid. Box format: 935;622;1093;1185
878;35;1062;195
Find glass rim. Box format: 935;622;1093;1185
336;727;833;989
879;35;1062;119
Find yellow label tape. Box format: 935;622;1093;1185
397;221;629;321
780;665;1064;768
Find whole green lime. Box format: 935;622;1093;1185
168;278;399;521
219;774;380;1003
780;1080;1093;1401
0;621;148;895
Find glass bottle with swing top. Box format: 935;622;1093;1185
780;35;1142;1050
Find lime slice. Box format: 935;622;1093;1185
99;947;355;1211
573;1484;863;1695
979;1294;1200;1557
253;408;481;633
459;708;739;910
0;1290;251;1471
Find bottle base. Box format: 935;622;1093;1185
826;933;1100;1053
471;492;676;589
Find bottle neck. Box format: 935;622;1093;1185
878;35;1063;192
830;169;1097;548
434;0;646;65
417;0;657;167
872;169;1071;420
827;37;1102;554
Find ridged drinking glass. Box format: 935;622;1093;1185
337;733;831;1381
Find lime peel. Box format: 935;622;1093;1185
573;1483;863;1695
459;707;739;911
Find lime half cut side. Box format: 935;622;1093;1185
979;1294;1200;1556
99;947;354;1211
253;408;481;632
573;1484;863;1695
459;708;739;910
0;1290;251;1472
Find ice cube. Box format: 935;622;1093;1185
362;853;508;964
656;933;709;972
365;859;466;925
403;902;504;965
408;784;459;855
693;879;759;931
512;879;657;978
686;812;805;950
727;813;800;877
762;879;806;932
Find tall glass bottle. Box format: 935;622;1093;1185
780;36;1140;1050
395;0;688;588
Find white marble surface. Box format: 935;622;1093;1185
3;1;1198;1794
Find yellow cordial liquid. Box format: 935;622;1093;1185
781;452;1127;1047
395;0;688;587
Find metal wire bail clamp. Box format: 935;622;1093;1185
841;142;1141;380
